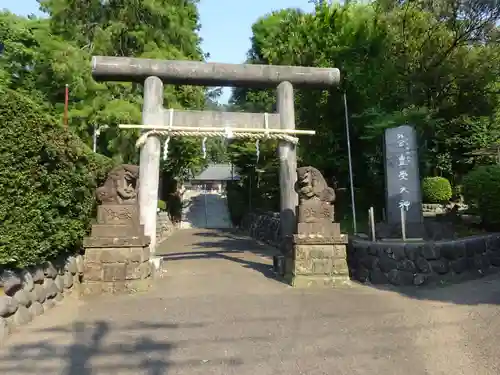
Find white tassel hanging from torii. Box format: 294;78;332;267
202;137;207;159
255;113;269;164
163;108;174;161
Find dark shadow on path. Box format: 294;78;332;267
160;229;282;281
0;312;437;375
360;272;500;307
160;228;500;307
0;320;245;375
187;228;239;237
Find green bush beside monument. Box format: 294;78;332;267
421;177;452;204
463;165;500;229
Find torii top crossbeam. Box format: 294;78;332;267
91;56;341;88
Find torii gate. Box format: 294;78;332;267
91;56;341;255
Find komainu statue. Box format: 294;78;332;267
295;166;335;204
95;164;140;204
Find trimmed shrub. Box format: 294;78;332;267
0;89;113;268
421;176;452;204
462;165;500;229
157;200;167;211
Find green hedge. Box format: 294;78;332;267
0;89;113;268
421;176;452;203
463;165;500;229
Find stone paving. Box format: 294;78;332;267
1;229;500;374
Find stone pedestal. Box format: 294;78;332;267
284;200;350;287
82;204;152;296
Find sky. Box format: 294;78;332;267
3;0;315;103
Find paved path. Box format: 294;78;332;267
1;229;500;375
180;191;232;229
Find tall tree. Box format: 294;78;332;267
20;0;208;173
230;1;500;217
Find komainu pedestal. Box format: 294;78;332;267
82;165;152;296
284;166;350;287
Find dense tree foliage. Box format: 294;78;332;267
463;165;500;229
3;0;500;231
0;0;222;266
0;0;215;178
229;0;500;221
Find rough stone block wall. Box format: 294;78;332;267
239;212;281;248
156;211;177;244
292;244;348;276
421;203;447;216
0;255;84;344
421;203;468;217
82;246;152;296
349;234;500;286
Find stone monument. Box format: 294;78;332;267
283;166;350;287
377;125;425;238
82;164;153;296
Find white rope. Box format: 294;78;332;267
136;129;299;148
162;108;175;160
255;139;260;163
163;136;170;161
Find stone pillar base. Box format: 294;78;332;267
285;274;350;288
284;234;351;288
82;203;153;297
82;241;153;297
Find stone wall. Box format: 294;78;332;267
422;203;468;217
156;211;177;244
348;234;500;286
240;212;281;248
83;203;152;296
240;212;500;288
422;203;446;216
0;254;84;344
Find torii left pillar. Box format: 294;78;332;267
139;76;163;256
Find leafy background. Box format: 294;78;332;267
1;0;499;237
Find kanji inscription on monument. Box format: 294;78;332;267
384;125;423;225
